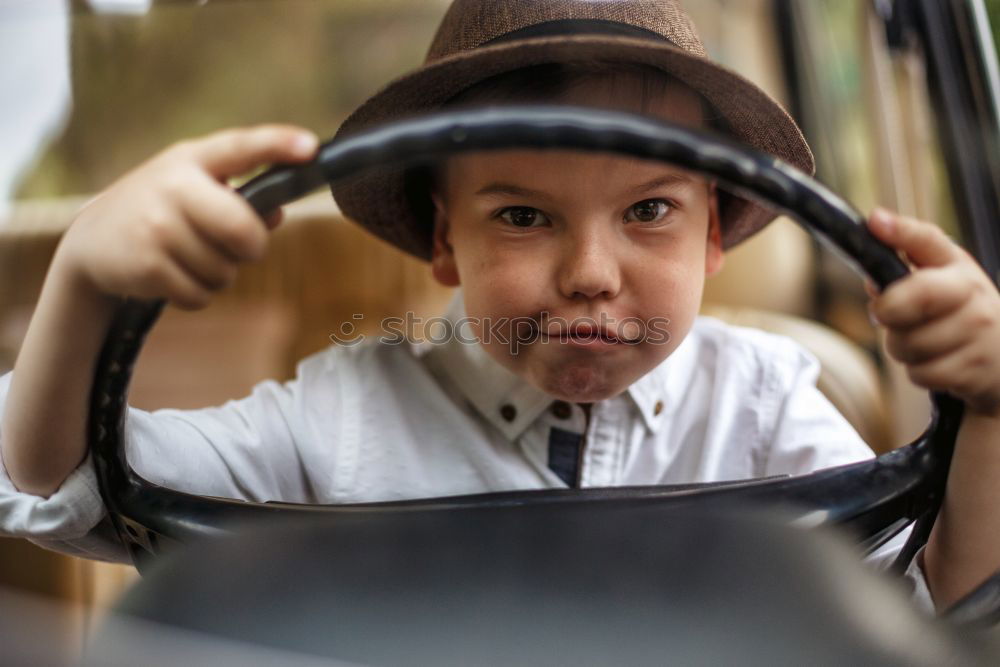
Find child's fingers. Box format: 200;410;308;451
905;344;996;404
867;208;960;269
162;262;217;311
180;124;319;179
884;306;977;365
154;209;240;293
263;208;284;231
175;173;272;262
127;248;217;311
869;265;971;329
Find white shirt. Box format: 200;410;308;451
0;290;933;609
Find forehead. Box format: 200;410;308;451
446;145;701;192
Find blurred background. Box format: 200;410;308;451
0;0;998;660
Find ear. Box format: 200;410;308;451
704;182;724;277
430;192;461;287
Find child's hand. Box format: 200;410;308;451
54;124;318;310
865;208;1000;418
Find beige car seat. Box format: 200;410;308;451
702;219;891;454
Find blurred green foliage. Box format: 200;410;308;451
14;0;1000;201
18;0;448;199
988;0;1000;54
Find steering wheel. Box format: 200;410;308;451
89;106;967;592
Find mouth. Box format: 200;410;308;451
567;326;617;342
546;325;625;345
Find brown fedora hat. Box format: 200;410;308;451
331;0;814;261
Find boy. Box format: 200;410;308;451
1;0;999;614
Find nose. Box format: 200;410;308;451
557;223;622;301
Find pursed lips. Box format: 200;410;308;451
564;326;617;342
541;324;631;344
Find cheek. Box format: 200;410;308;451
630;248;706;324
629;262;703;361
635;229;707;285
454;234;553;310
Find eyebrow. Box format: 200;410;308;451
629;173;697;193
474;183;551;199
474;173;696;199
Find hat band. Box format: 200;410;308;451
483;18;678;49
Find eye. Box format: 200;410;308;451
499;206;549;228
625;199;672;224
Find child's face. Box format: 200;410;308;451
430;75;724;403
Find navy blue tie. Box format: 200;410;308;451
548;427;583;487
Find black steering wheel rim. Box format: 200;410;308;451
87;105;964;574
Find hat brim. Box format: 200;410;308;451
331;34;815;261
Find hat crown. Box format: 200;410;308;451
333;0;814;261
426;0;707;62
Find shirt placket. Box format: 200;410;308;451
518;401;590;488
579;397;627;488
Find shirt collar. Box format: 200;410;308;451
421;291;554;441
421;290;697;440
626;343;683;433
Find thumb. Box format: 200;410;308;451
867;207;959;268
186;124;319;179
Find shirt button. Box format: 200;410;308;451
500;404;518;422
551;400;572;420
654;400;664;416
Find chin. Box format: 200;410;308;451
530;363;631;403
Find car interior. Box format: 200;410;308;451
0;0;998;662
